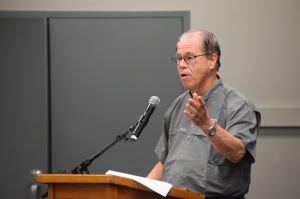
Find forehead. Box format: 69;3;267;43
176;37;202;54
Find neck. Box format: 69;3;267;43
194;73;218;96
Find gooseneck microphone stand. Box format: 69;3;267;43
71;124;137;174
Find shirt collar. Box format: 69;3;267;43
202;75;223;102
188;75;223;102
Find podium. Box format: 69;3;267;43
36;174;205;199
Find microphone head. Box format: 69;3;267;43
149;96;160;107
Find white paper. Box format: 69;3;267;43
105;170;172;197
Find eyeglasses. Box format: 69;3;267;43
171;54;208;65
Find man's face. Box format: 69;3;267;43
176;37;214;94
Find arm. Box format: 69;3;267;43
207;123;245;163
185;93;245;163
147;161;164;180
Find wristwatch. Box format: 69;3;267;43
207;119;217;136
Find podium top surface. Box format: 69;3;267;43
37;174;204;199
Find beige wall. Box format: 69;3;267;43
250;130;300;199
1;0;299;126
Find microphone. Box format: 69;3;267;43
130;96;160;142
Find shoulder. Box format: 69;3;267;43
221;83;261;124
222;84;256;110
164;91;189;118
169;91;190;109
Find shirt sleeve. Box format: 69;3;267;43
224;93;261;162
154;109;172;163
154;132;168;163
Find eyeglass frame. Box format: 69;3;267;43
171;53;209;65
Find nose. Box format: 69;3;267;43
177;58;188;68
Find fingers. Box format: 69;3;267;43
186;93;205;113
184;93;208;124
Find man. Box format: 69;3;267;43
147;29;261;199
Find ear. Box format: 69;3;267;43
209;53;218;70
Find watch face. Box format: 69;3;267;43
207;119;217;136
208;124;216;136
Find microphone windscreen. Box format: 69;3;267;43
149;96;160;107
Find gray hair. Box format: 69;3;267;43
178;29;221;71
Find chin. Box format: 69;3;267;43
181;80;197;91
181;83;190;90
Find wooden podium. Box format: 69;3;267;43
37;174;205;199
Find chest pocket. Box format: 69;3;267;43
168;127;209;162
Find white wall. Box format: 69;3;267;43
1;1;300;199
